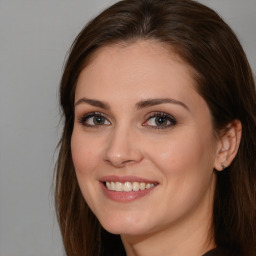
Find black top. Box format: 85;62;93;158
202;248;228;256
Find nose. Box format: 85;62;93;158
103;125;143;168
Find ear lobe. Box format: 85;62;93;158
214;120;242;171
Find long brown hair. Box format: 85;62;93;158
55;0;256;255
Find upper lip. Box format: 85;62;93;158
99;175;159;184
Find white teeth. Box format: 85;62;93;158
106;182;111;190
132;182;140;191
110;181;115;191
105;181;156;192
116;182;123;192
123;182;132;192
140;182;146;190
146;183;152;189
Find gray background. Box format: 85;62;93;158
0;1;255;255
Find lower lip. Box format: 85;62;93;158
100;182;157;202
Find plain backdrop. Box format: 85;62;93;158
0;1;255;255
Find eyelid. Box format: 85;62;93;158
142;111;177;129
78;112;111;127
77;111;176;129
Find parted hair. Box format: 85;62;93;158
55;0;256;255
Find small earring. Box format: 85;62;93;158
220;163;229;174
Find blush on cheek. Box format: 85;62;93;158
153;134;208;177
71;137;86;173
71;134;101;175
72;150;94;174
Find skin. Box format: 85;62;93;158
71;40;239;256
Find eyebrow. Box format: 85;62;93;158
136;98;189;111
75;97;189;111
75;98;110;110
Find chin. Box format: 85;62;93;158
103;224;149;236
98;214;153;236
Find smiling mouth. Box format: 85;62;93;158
103;181;157;192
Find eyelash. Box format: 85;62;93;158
143;112;177;129
78;111;177;129
78;112;110;128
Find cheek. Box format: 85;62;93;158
71;129;104;211
145;130;216;222
71;130;101;175
146;128;216;179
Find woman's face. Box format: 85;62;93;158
71;41;219;236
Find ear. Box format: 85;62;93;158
214;120;242;171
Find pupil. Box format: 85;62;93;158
94;116;104;125
156;117;167;126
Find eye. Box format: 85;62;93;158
78;112;111;127
143;112;177;129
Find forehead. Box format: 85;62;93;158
75;40;197;101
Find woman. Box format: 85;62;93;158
55;0;256;255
